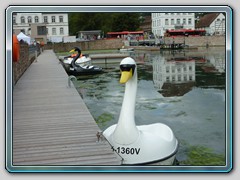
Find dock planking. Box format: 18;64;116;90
12;50;120;166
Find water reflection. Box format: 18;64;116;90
73;47;226;165
152;48;225;97
153;56;196;97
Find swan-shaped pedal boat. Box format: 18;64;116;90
68;47;103;76
103;57;178;165
63;52;91;65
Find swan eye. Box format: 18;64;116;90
120;64;135;75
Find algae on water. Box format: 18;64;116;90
96;113;114;128
181;145;225;166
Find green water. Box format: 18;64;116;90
72;48;226;166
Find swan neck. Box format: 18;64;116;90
71;49;81;68
113;71;139;145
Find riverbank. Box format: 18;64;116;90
44;36;225;53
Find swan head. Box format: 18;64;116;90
69;47;84;60
120;57;136;84
69;47;81;54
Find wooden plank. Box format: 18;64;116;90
12;50;120;166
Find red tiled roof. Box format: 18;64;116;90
196;13;220;28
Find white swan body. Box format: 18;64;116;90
63;56;91;65
103;57;178;165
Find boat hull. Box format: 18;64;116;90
112;145;178;166
103;123;179;165
130;154;177;166
68;66;103;76
68;69;103;76
60;60;103;76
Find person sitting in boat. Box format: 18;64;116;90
71;53;83;58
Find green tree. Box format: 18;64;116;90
68;13;141;36
112;13;141;31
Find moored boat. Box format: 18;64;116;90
67;47;103;76
119;48;134;52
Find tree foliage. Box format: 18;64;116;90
68;13;141;36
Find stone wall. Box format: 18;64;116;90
44;36;224;53
163;36;225;47
13;42;39;85
44;39;124;52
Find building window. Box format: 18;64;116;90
178;75;181;81
183;18;186;24
37;26;47;35
46;28;48;34
184;75;187;81
165;19;169;25
166;76;170;82
60;27;64;34
52;28;56;35
59;16;63;22
177;67;181;72
177;19;181;25
28;16;32;23
44;16;48;23
172;76;176;81
21;16;25;23
35;16;39;23
52;16;56;23
171;19;174;25
188;18;192;25
166;66;170;73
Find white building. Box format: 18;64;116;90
196;13;225;35
13;13;69;43
151;13;195;37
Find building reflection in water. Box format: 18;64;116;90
152;48;225;97
153;55;196;97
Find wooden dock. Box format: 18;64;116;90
12;50;120;165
